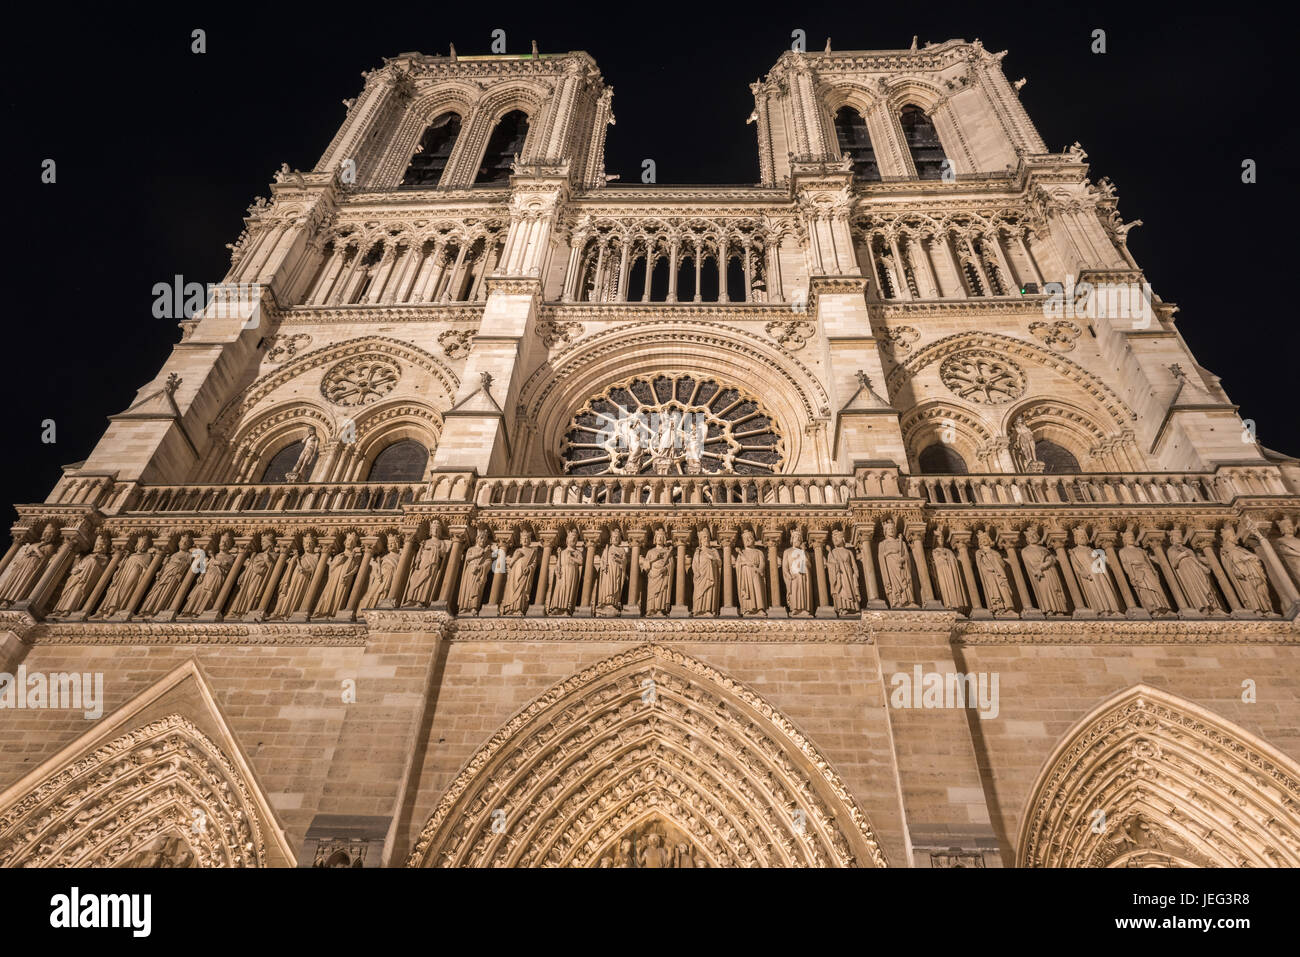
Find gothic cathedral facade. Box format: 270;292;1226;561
2;41;1299;869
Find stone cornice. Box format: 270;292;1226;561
280;304;483;324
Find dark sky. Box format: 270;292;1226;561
5;2;1295;517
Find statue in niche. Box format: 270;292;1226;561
689;526;721;616
1165;527;1222;615
975;529;1017;613
545;528;585;615
639;527;674;616
683;420;704;475
877;521;916;609
649;414;678;475
622;417;646;474
674;843;696;868
457;527;494;615
592;526;629;616
285;429;319;482
363;532;403;609
825;527;861;616
1220;524;1274;613
638;832;672;869
500;528;539;615
122;833;198;868
0;524;59;606
612;838;634;868
1068;526;1121;614
181;532;236;616
733;528;767;616
94;534;154;617
929;526;966;610
1118;527;1171;614
1021;525;1068;614
404;525;449;606
1011;415;1040;471
1274;517;1300;586
138;532;196;616
781;527;813;617
230;532;277;616
52;534;112;615
272;531;321;618
315;532;361;617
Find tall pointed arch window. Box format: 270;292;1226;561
900;104;948;181
474;110;530;185
1035;439;1081;474
833;106;880;182
401;113;462;187
918;443;968;474
366;439;429;482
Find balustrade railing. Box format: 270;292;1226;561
123;481;426;515
908;471;1224;506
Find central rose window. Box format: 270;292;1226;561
561;374;783;476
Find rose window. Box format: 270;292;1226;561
561;374;784;476
939;351;1026;404
321;358;401;407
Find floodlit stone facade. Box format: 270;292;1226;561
2;40;1299;868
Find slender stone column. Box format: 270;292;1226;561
717;238;730;303
671;530;690;618
1097;532;1141;618
764;530;785;617
810;530;832;619
252;543;290;621
200;543;248;622
1016;232;1044;286
855;525;885;608
384;530;420;608
342;539;377;619
1003;535;1038;618
292;542;333;622
622;528;645;617
1144;531;1191;616
21;534;82;619
71;545;124;621
888;235;913;300
667;241;680;303
1250;526;1300;612
907;525;940;608
1049;531;1086;612
528;534;555;618
577;527;598;616
482;532;512;617
616;240;631;301
693;249;702;302
951;531;984;615
720;527;737;618
433;529;466;611
1196;534;1245;615
158;550;201;623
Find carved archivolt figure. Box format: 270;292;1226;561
689;527;721;617
638;832;672;868
1220;524;1274;613
1118;528;1171;614
182;532;236;616
404;525;449;606
500;528;539;615
975;529;1016;613
0;524;59;606
52;534;112;615
877;522;916;609
733;528;767;616
96;535;154;618
782;527;813;617
315;532;361;617
1068;526;1121;614
230;532;277;616
1274;517;1300;586
1166;527;1222;615
929;527;966;610
593;526;629;615
272;531;321;618
363;533;403;609
1021;525;1067;614
138;533;196;616
639;528;674;616
826;528;861;616
545;529;584;616
457;527;493;615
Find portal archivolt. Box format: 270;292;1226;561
409;644;887;867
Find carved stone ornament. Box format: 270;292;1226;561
879;325;920;358
1028;320;1081;352
320;357;401;406
265;333;312;363
437;329;472;359
764;319;816;351
939;350;1026;404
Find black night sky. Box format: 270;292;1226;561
4;2;1296;517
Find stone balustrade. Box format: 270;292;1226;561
908;471;1223;506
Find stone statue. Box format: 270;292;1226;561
689;527;721;617
649;415;678;475
52;534;112;615
733;528;767;616
593;526;629;615
1118;528;1171;614
315;532;361;617
135;533;192;616
1021;525;1067;614
230;532;277;615
500;528;540;616
182;532;236;616
94;534;154;618
673;843;695;868
1275;517;1300;587
638;832;671;868
877;521;916;609
1220;524;1274;613
683;420;704;475
929;527;966;610
545;529;585;616
457;527;493;615
1165;527;1222;615
1068;526;1121;614
1011;415;1039;471
272;531;321;618
781;527;813;617
363;533;403;609
639;528;674;616
825;528;861;616
0;525;59;606
404;525;448;606
284;429;319;483
975;529;1017;613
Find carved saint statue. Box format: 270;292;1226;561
593;526;629;616
689;527;721;617
649;415;678;475
683;420;704;475
1011;415;1039;471
638;832;672;869
1118;528;1171;614
1068;526;1121;614
272;531;321;619
230;532;277;616
315;532;361;617
363;533;403;609
929;527;966;610
1165;527;1222;615
1274;517;1300;588
182;532;236;616
733;528;767;616
0;524;59;606
52;534;112;616
285;429;319;482
94;534;154;618
500;528;539;616
137;532;196;616
825;528;861;616
974;529;1017;613
639;528;674;616
545;529;585;616
404;525;449;606
781;527;813;617
1219;524;1274;613
1021;525;1068;614
877;522;916;609
457;527;494;615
